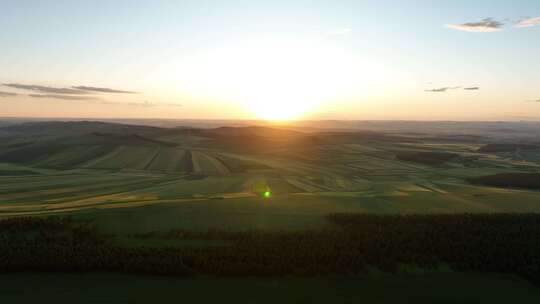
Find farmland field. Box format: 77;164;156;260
1;120;540;301
1;121;540;231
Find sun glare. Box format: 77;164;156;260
184;38;364;120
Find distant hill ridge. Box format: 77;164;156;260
478;143;540;153
90;132;177;147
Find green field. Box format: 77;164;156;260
1;123;539;233
1;120;540;298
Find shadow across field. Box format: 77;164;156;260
1;272;539;304
467;173;540;189
2;214;540;285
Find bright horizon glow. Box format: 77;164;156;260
180;38;375;121
1;1;539;121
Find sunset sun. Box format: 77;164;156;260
185;38;362;120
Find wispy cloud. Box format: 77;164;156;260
0;91;18;97
102;100;155;107
515;17;540;28
445;18;504;32
127;101;155;107
28;94;99;101
424;86;461;92
446;16;540;32
3;82;155;105
4;83;138;95
464;87;480;90
73;86;138;94
4;83;89;95
101;100;182;107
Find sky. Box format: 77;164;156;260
0;0;539;121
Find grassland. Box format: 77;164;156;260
1;120;540;299
1;121;539;231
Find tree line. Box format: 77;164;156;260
1;214;539;283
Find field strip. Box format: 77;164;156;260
0;195;264;217
215;152;321;175
209;192;256;199
191;151;203;173
81;146;125;168
416;182;448;194
0;197;207;215
201;153;230;175
0;173;131;188
167;149;186;172
292;192;365;198
303;179;335;191
0;177;179;205
145;147;166;170
285;177;323;192
0;176;170;197
140;147;161;170
435;181;534;193
396;183;433;192
0;180;152;200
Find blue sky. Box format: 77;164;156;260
0;0;539;120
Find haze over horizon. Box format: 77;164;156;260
1;0;539;121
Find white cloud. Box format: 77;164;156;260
0;91;18;97
445;18;504;32
425;86;461;92
515;17;540;28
